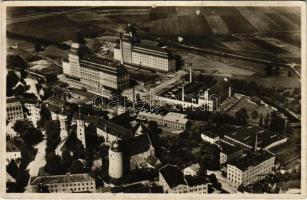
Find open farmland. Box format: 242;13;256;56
7;15;78;42
205;16;229;34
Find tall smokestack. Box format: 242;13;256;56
150;89;153;110
189;65;192;83
182;84;185;101
119;33;124;65
132;87;135;110
228;86;232;98
254;131;258;151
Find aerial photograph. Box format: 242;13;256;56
5;5;302;195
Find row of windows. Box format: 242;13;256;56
7;106;22;112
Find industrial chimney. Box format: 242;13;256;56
182;84;185;101
189;65;192;83
119;33;124;65
254;131;258;151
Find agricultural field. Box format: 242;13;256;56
7;15;78;42
254;35;300;57
177;50;256;77
205;16;229;35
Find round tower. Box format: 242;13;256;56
108;141;124;180
58;111;68;141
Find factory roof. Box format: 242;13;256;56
138;111;188;125
30;173;95;185
80;55;127;76
224;126;287;149
83;115;133;140
160;165;207;189
121;134;152;156
133;43;174;59
163;112;188;125
228;150;275;171
216;140;243;155
138;111;163;120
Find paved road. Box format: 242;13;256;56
27;135;47;177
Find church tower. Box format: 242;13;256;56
108;140;124;180
58;108;68;141
76;110;86;149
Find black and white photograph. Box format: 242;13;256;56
2;1;306;198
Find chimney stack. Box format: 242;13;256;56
132;87;135;110
119;33;124;65
182;84;185;101
189;65;192;83
254;131;258;151
228;86;232;98
149;89;152;111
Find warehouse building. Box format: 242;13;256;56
227;150;275;188
114;33;175;73
159;165;208;193
62;40;129;92
30;173;96;193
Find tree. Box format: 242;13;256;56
13;120;34;136
288;70;292;77
7;71;19;96
235;108;248;125
71;159;86;174
34;43;43;52
7;55;27;70
259;114;263;127
20;128;44;146
38;104;52;127
265;64;274;76
269;111;285;133
251;110;259;119
45;153;64;175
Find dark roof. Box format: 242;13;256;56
82;115;133;140
121;134;152;156
184;175;207;187
228;150;275;171
224;126;287;149
159;165;186;188
80;55;128;76
206;80;229;102
30;173;94;185
217;141;243;155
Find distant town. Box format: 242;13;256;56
6;6;301;194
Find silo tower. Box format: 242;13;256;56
58;108;68;140
108;140;124;180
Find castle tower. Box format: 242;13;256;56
58;109;68;141
108;141;124;179
76;111;86;149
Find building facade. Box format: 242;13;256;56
63;43;129;92
24;102;41;128
7;97;24;122
114;34;175;73
30;173;96;193
159;165;208;194
137;111;188;130
227;151;275;188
